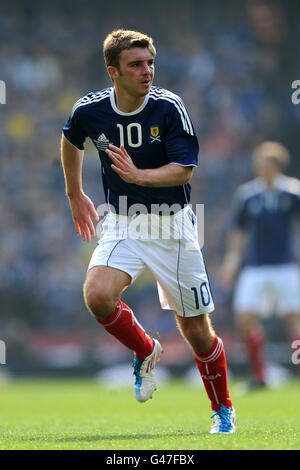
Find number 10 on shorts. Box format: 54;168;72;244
191;283;211;309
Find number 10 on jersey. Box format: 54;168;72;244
117;123;142;148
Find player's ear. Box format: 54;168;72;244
107;65;119;82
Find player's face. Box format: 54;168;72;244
113;47;155;98
254;156;280;180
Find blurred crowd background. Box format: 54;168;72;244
1;0;300;380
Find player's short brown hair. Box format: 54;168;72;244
252;141;290;169
103;29;156;69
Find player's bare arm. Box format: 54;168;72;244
106;143;193;187
61;134;99;242
219;228;245;288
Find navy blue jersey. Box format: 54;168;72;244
231;175;300;266
63;86;198;213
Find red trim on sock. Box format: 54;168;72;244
96;301;122;326
194;336;233;411
96;301;154;361
195;335;219;362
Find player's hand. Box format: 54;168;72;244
106;144;140;184
68;192;100;242
217;265;236;291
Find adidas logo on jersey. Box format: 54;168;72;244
94;133;110;151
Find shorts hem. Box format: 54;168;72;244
87;261;135;282
162;305;215;317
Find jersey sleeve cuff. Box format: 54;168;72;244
169;162;197;167
62;131;85;151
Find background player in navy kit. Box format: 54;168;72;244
61;29;235;433
220;141;300;388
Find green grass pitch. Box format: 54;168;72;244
0;378;299;450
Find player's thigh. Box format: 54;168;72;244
283;313;300;338
84;234;145;314
235;311;262;335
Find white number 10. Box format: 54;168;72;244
117;123;142;148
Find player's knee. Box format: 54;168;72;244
83;282;116;320
236;313;259;336
178;314;214;345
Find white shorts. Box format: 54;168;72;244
233;263;300;317
88;206;214;317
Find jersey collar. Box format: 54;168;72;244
110;87;149;116
257;173;285;190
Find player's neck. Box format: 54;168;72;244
262;173;279;187
113;88;147;113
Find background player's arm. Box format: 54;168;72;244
218;228;246;289
61;134;99;241
106;144;193;186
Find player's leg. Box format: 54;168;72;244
175;313;233;412
233;267;267;387
84;265;130;320
175;312;235;434
284;313;300;337
136;207;235;431
236;312;266;387
174;312;215;353
85;234;162;403
83;265;154;360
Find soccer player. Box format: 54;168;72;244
61;29;235;433
220;141;300;388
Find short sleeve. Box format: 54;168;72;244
291;179;300;215
296;194;300;214
63;106;88;150
164;97;199;167
229;187;249;229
